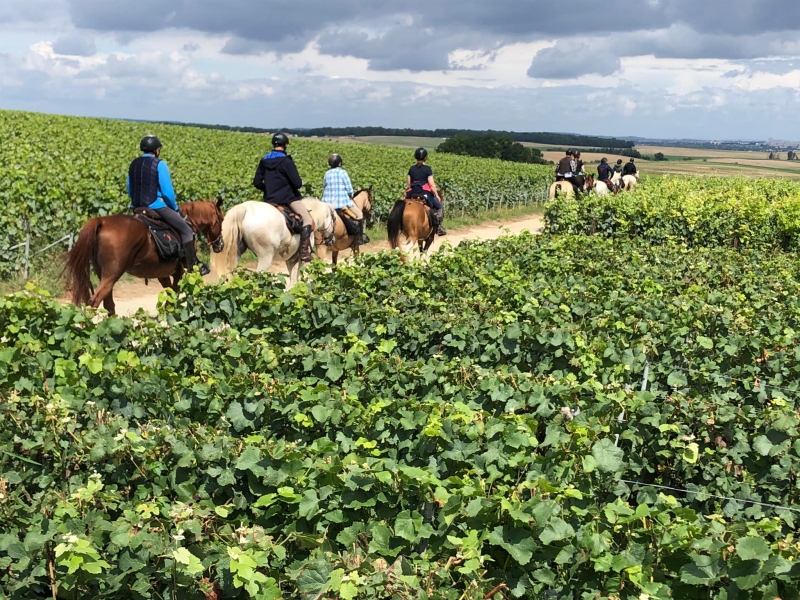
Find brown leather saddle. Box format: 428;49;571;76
270;203;305;234
133;207;183;262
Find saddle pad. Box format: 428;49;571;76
336;208;361;236
133;214;183;263
405;196;439;229
271;203;304;234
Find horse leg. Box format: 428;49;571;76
158;277;173;289
88;274;120;314
102;290;116;315
332;251;339;267
256;250;276;272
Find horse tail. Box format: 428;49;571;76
66;217;101;306
387;200;406;249
210;203;245;282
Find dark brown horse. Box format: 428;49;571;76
387;197;436;257
66;200;224;314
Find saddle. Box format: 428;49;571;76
270;203;304;234
406;195;441;229
133;207;183;263
336;208;361;237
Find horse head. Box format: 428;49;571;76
355;187;375;228
182;199;225;253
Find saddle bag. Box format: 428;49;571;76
271;203;304;234
133;208;184;263
336;208;361;236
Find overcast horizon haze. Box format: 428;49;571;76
3;1;800;141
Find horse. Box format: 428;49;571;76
314;188;373;266
386;196;440;257
594;176;617;196
66;199;225;315
622;173;639;191
548;174;594;200
209;198;336;285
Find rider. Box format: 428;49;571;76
574;151;584;175
407;148;446;236
597;158;614;190
622;157;638;177
253;133;313;263
322;153;369;245
127;135;209;275
613;159;624;177
555;150;577;183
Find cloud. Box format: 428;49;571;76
52;33;96;57
528;43;622;79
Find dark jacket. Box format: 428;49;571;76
597;163;613;180
556;156;575;176
253;151;303;205
622;162;637;176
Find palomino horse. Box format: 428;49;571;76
387;196;438;257
315;188;373;266
549;174;594;199
66;200;225;315
622;173;639;191
209;198;336;285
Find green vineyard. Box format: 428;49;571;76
0;109;552;275
3;235;800;599
544;176;800;250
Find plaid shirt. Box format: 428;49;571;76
322;167;354;209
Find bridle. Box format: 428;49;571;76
184;210;225;252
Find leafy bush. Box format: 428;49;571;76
544;176;800;249
3;235;800;598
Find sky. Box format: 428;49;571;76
2;0;800;140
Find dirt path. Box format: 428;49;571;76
109;214;544;316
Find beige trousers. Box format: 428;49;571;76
289;200;313;228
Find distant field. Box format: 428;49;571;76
303;135;800;180
300;135;447;149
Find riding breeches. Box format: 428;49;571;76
342;204;364;220
154;207;194;244
289;200;313;228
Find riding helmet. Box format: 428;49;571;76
328;153;343;168
566;149;574;156
272;132;290;148
600;157;608;164
140;135;162;153
414;147;428;161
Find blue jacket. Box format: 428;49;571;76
597;163;613;180
127;154;178;210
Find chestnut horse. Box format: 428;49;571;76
387;197;437;257
66;200;225;314
315;188;374;266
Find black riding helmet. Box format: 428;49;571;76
140;135;162;153
272;132;289;148
328;153;343;168
414;147;428;161
566;149;574;156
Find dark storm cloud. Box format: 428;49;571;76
527;43;622;79
59;0;800;72
52;33;96;56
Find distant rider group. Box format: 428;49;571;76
555;149;638;196
128;133;446;273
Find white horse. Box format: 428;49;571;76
209;199;336;284
594;179;614;196
622;173;639;191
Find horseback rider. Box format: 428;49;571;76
556;150;576;181
127;135;209;275
406;147;446;236
253;133;313;263
613;159;624;177
575;151;584;175
597;157;614;191
322;153;369;245
622;157;638;177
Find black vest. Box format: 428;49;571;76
129;156;161;208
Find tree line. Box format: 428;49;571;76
436;134;551;164
154;121;636;149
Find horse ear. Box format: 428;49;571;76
216;197;224;210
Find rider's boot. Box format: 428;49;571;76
183;239;210;276
357;219;370;245
299;225;313;264
435;208;446;236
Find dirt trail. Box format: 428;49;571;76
109;214;544;316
